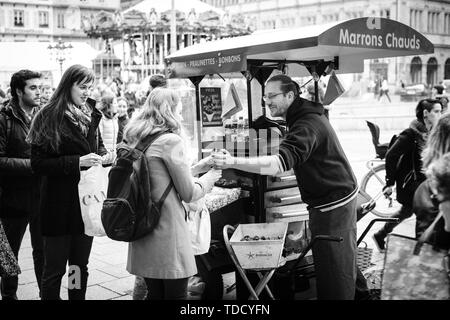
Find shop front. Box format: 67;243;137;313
165;17;434;300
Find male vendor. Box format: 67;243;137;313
213;74;363;300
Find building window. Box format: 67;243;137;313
427;57;438;86
410;9;423;31
427;11;439;33
410;56;422;84
14;10;24;27
445;13;450;35
39;11;49;28
57;13;65;28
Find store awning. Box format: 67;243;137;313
166;17;434;78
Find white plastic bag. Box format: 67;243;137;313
186;201;211;255
78;165;110;237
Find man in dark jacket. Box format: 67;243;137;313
213;74;361;300
0;70;43;300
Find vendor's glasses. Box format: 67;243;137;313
262;92;285;102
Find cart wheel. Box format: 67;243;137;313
197;262;224;300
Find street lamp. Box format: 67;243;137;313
48;37;73;76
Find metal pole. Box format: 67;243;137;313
170;0;177;54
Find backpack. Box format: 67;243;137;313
101;131;173;242
0;106;12;143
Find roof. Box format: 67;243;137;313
166;17;434;78
124;0;225;16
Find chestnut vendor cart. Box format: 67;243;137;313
165;17;434;299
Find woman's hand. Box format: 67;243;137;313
80;153;103;167
102;151;116;165
211;149;234;170
198;169;222;193
193;156;214;174
439;201;450;232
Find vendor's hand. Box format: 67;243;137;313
80;153;103;167
101;150;116;165
382;185;393;197
198;169;222;193
212;149;234;170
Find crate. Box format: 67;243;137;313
230;222;288;270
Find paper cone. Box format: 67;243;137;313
222;83;243;119
323;70;345;105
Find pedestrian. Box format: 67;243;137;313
372;99;443;251
147;74;167;97
27;64;111;300
132;73;168;300
98;93;119;155
124;88;220;300
374;77;380;99
116;97;129;144
212;74;361;300
378;78;391;103
0;70;44;300
413;112;450;249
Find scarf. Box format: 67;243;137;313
65;103;92;137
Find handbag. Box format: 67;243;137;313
78;165;110;237
381;211;450;300
0;220;21;277
186;199;211;256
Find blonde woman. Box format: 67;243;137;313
124;88;220;300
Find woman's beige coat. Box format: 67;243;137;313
126;133;205;279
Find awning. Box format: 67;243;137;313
166;17;434;78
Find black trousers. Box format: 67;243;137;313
143;278;189;300
309;199;357;300
0;213;44;299
41;234;93;300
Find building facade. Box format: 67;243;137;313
0;0;120;43
202;0;450;87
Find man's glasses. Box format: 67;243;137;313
262;92;285;102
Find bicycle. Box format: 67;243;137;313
359;121;401;218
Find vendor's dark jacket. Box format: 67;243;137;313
278;97;358;210
385;119;427;206
31;104;107;236
0;99;40;218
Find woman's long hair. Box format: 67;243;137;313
422;113;450;169
27;65;95;152
124;88;182;145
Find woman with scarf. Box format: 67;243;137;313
27;65;110;300
372;99;442;251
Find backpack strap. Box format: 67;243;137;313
136;130;173;210
156;181;174;210
135;130;170;153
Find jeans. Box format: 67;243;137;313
375;205;413;239
308;198;357;300
0;213;43;300
143;278;189;300
40;234;93;300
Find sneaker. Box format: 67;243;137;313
372;232;385;252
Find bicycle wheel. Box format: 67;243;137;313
360;164;401;218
